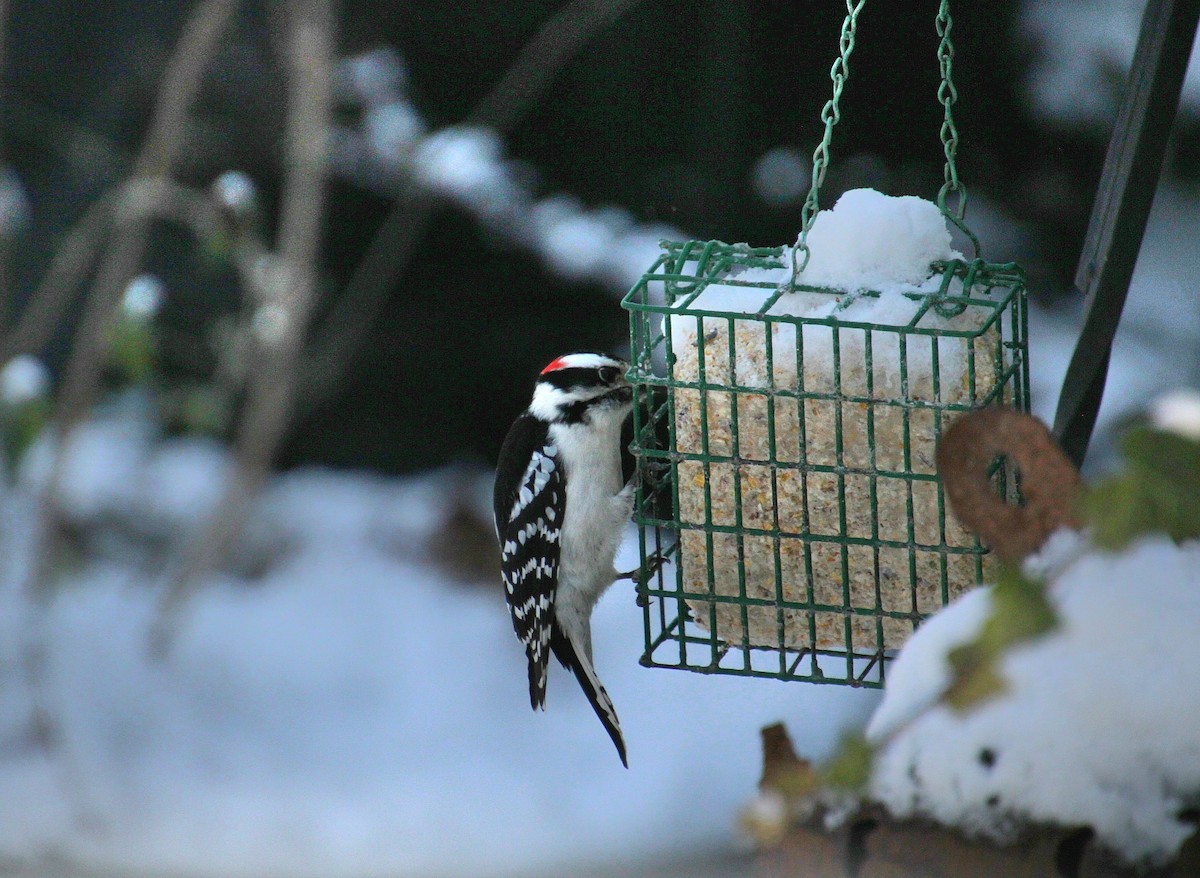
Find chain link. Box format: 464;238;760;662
791;0;866;283
790;0;979;287
935;0;980;256
936;0;963;216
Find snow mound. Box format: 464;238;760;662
0;424;878;878
796;188;958;292
665;188;967;336
866;533;1200;865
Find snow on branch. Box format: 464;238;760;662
331;48;685;298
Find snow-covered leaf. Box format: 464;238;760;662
944;564;1057;712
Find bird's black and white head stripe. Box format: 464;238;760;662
530;352;631;425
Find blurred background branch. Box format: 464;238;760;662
17;0;240;752
0;0;10;335
298;0;654;418
465;0;651;133
152;0;336;652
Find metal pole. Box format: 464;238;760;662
1052;0;1200;467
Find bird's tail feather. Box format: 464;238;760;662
528;648;549;711
552;627;627;767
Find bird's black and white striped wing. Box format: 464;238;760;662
493;414;564;711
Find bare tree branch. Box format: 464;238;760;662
466;0;649;133
19;0;240;755
296;181;431;419
52;0;240;431
0;0;10;336
2;194;114;362
1;178;227;365
298;0;651;414
151;0;336;653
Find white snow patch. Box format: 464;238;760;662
1;355;51;405
412;127;514;210
530;196;627;282
665;189;961;324
212;171;258;215
866;534;1200;865
121;275;165;321
662;189;977;395
0;426;878;877
1150;388;1200;441
30;416;154;522
794;188;959;293
752;147;810;207
863;586;993;745
1021;0;1200;126
337;47;408;107
365;102;425;163
140;436;232;527
0;167;30;236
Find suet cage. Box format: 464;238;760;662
622;0;1031;686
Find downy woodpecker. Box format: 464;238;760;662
493;352;634;766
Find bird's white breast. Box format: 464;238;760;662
552;407;630;608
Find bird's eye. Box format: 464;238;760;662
599;366;620;385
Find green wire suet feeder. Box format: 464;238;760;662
623;0;1030;686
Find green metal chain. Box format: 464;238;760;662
935;0;981;256
790;0;980;286
790;0;866;284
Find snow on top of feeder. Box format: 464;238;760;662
668;189;965;329
796;187;959;292
865;531;1200;865
662;189;980;390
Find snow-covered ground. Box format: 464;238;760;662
1;175;1195;876
3;128;1198;878
0;430;877;878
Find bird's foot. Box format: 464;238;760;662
618;550;665;583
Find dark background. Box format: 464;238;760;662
6;0;1197;472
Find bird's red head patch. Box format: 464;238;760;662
540;356;571;375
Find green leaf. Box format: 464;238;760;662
1;398;50;479
1121;426;1200;489
769;762;822;800
202;226;233;262
107;319;156;384
819;733;875;791
985;563;1058;646
1082;427;1200;549
944;642;1008;711
178;385;232;436
943;563;1056;713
